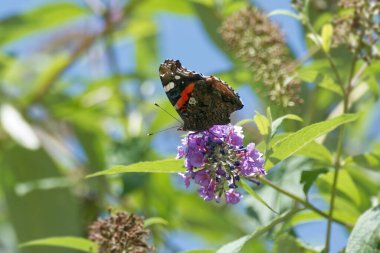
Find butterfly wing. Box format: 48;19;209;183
181;76;243;131
159;60;243;131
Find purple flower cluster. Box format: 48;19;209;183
177;124;266;204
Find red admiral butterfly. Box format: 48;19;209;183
159;59;243;131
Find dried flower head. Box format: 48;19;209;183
332;0;380;61
291;0;339;12
220;6;303;108
88;211;153;253
177;124;266;204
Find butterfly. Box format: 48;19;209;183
159;59;243;131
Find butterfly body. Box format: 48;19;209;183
159;59;243;131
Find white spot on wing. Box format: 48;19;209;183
175;75;180;80
188;97;197;105
164;82;175;92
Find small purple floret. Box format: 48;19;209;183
225;189;242;204
176;124;266;204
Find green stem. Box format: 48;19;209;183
325;38;362;253
258;177;353;228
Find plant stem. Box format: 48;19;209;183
258;177;353;228
324;51;361;253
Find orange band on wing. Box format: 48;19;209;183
175;83;195;110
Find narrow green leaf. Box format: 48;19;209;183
217;208;299;253
273;234;319;253
266;114;359;170
319;193;361;224
135;34;158;75
1;146;83;248
346;205;380;253
136;0;194;15
240;180;277;213
191;2;229;57
295;141;333;164
289;211;323;227
321;24;333;53
0;3;87;46
300;169;328;196
254;113;270;136
268;133;292;149
144;217;168;227
180;250;215;253
115;18;156;40
271;114;303;137
366;75;380;99
297;69;343;95
267;9;301;20
266;107;273;126
235;119;254;126
307;33;322;47
24;54;72;105
289;210;355;229
346;153;380;172
87;159;184;178
318;170;361;207
217;234;252;253
19;237;97;253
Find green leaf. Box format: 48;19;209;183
289;209;355;229
346;153;380;172
266;114;359;170
0;3;87;46
297;69;343;95
0;145;83;253
344;165;380;198
271;114;303;137
307;33;322;48
135;34;158;75
273;234;319;253
24;54;72;105
191;2;227;55
267;9;302;20
318;170;361;207
300;169;328;196
321;24;333;53
144;217;168;227
364;74;380;99
320;194;361;224
180;250;215;253
136;0;194;15
115;18;156;40
254;113;270;136
295;141;333;164
240;180;277;213
217;208;299;253
19;237;97;253
289;211;323;227
217;234;252;253
346;205;380;253
235;119;255;127
87;159;184;178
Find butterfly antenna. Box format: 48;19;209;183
147;125;180;136
154;102;183;124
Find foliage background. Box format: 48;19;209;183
0;0;379;253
